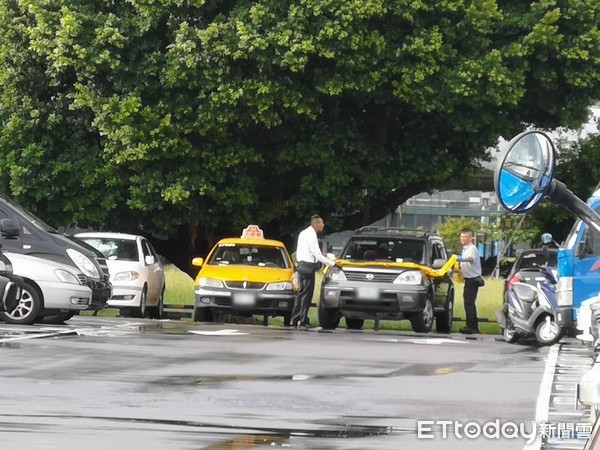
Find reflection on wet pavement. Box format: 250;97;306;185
150;362;472;387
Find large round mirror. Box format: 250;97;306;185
494;130;556;213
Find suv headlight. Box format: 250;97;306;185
393;271;422;284
326;267;347;281
266;281;293;291
54;269;82;285
198;277;224;288
66;249;100;279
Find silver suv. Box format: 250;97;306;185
319;227;454;333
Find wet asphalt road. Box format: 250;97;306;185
0;317;549;450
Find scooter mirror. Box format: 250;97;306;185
494;131;556;213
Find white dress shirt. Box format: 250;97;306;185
295;226;335;267
461;243;482;278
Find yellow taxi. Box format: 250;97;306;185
192;225;295;325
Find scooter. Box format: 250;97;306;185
496;263;563;346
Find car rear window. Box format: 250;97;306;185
209;244;290;268
517;251;557;270
342;238;425;263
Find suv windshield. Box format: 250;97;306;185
209;244;290;268
342;238;425;264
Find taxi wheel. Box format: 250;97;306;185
194;306;213;322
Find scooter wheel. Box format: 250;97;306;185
535;316;562;346
503;327;518;344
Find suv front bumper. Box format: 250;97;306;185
86;278;112;310
321;281;428;318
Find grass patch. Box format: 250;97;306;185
164;264;195;305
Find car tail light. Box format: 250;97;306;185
507;274;521;289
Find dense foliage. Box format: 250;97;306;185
1;0;599;270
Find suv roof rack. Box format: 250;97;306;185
353;227;434;237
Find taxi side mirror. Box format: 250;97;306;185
192;257;204;267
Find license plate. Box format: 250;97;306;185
233;293;256;306
357;286;379;300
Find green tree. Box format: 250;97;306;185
436;217;481;254
1;0;599;272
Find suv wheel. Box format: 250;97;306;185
410;297;434;333
435;290;454;333
318;300;340;330
345;318;364;330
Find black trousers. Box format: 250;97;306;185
290;270;316;326
463;278;480;331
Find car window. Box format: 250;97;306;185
582;205;600;256
430;240;445;264
147;241;160;260
209;244;290;268
517;251;557;270
82;238;139;262
141;240;152;259
342;238;424;263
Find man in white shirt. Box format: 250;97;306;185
291;215;340;329
457;228;482;334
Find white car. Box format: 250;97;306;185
0;252;93;325
75;232;165;318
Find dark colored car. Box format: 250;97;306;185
0;194;111;311
319;227;454;333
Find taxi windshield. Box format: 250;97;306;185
209;244;291;269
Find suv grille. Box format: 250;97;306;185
224;281;265;290
95;256;110;278
77;274;87;285
344;271;398;283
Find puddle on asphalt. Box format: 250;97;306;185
152;363;473;387
204;434;290;449
0;342;20;348
0;413;399;442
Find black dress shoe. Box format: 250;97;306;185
460;327;478;335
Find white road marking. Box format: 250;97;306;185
405;338;469;345
189;329;248;336
524;344;559;450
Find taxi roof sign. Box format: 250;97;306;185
241;225;264;239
